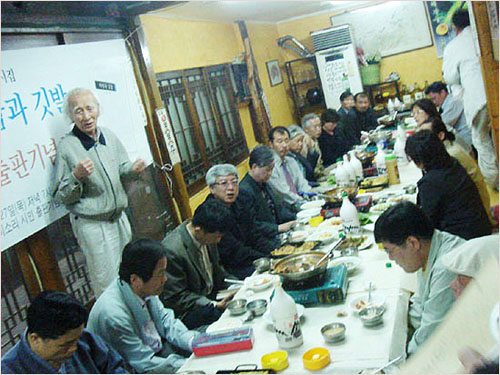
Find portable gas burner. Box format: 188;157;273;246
283;265;349;305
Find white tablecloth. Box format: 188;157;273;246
178;163;422;374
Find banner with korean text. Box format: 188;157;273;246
1;39;152;251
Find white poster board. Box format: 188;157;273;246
1;39;152;251
331;2;433;57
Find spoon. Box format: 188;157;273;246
242;311;255;323
224;278;244;285
367;282;373;307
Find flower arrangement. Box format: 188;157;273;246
356;47;381;66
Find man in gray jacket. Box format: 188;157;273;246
52;88;146;296
160;200;235;329
374;201;465;355
88;239;199;374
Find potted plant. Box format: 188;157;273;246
357;48;381;85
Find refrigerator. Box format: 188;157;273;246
311;25;363;110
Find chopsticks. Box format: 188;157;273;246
369;354;404;374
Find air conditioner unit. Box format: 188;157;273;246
311;25;362;110
310;24;356;52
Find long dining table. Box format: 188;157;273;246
178;162;422;374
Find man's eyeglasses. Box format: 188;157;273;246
213;179;239;188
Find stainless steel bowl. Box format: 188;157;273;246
359;306;385;327
253;257;271;273
227;299;247;316
245;299;268;316
321;322;346;343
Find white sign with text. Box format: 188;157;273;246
1;39;152;251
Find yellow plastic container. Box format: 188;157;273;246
261;350;289;372
309;216;324;227
302;347;331;371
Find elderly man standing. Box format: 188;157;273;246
268;127;311;211
160;200;235;329
201;164;269;279
52;88;146;297
300;113;324;177
88;239;199;374
236;145;296;252
374;201;465;355
442;10;499;190
425;81;472;151
1;291;127;374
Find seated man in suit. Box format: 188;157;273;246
160;200;236;330
2;291;127;374
88;239;199;374
236;145;296;252
318;108;350;167
338;91;354;120
300;113;324;177
287;125;316;185
201;164;269;279
268;126;311;212
343;92;379;148
374;201;464;355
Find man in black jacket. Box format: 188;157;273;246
318;109;350;167
201;164;269;279
343;92;379;148
161;200;235;329
235;146;296;253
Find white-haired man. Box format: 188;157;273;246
52;88;146;296
201;164;269;279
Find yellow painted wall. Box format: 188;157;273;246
140;15;260;212
139;16;241;71
246;22;296;127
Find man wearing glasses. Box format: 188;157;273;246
201;164;269;279
268;127;311;211
374;201;465;355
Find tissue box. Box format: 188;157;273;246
193;327;254;357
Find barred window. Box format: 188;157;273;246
157;64;248;194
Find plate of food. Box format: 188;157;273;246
338;235;372;250
296;207;322;220
300;199;325;210
270;241;319;257
359;176;389;191
308;230;339;244
369;202;393;214
289;230;309;243
263;304;305;325
330;256;361;273
244;274;277;291
318;216;343;229
349;294;386;315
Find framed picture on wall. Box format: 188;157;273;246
266;60;282;86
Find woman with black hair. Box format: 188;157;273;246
405;130;491;240
419;118;495;227
411;98;440;127
414;98;471;152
